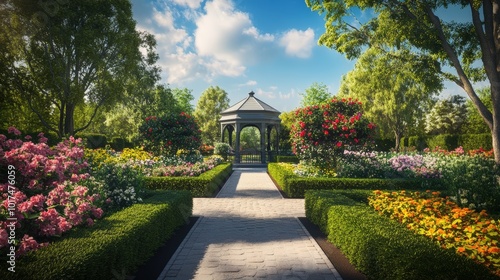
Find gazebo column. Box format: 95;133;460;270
260;123;266;163
235;123;241;163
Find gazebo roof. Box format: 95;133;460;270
221;91;280;114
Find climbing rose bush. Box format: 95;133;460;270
139;112;202;156
0;128;103;257
290;97;376;169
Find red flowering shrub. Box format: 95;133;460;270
290;98;376;169
0;127;103;257
139;112;202;156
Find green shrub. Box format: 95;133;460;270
110;137;132;151
3;191;192;280
427;134;459;150
408;136;429;150
79;133;107;149
276;155;299;163
305;190;499;280
214;142;231;160
268;163;440;198
458;133;492;151
144;163;232;197
373;138;395;151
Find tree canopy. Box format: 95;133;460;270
306;0;500;162
0;0;152;137
339;47;442;150
194;86;230;145
300;82;332;107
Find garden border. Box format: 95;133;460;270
143;163;233;197
305;189;499;280
1;190;192;280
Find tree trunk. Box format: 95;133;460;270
64;103;75;136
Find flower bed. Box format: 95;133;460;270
305;190;499;280
144;163;233;197
267;163;434;198
369;190;500;276
0;190;192;280
0;128;103;258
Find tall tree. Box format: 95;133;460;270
300;82;332;107
194;86;230;145
339;48;442;151
306;0;500;164
172;88;195;115
425;95;467;135
0;0;149;137
463;87;492;134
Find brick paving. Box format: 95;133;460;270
157;168;342;280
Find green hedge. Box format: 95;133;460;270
276;155;299;163
3;190;192;280
305;190;499;280
267;163;440;198
400;133;492;152
373;138;395;151
458;133;492;151
110;137;133;151
78;133;107;149
144;163;233;197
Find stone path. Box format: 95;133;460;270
158;168;342;280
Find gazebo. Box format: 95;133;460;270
219;91;281;163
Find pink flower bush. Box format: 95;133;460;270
0;128;103;257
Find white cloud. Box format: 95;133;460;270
279;28;315;58
194;0;276;77
239;80;257;87
256;88;276;99
172;0;203;9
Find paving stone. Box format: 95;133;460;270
157;168;342;280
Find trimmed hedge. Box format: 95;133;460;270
110;137;133;151
459;133;492;151
267;163;440;198
373;138;395;151
400;133;492;152
3;190;192;280
305;190;499;280
78;133;107;149
276;155;299;163
144;163;233;197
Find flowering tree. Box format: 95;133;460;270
290;98;375;169
0;128;103;257
139;112;202;156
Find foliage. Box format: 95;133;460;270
305;190;498;280
300;82;332;107
306;0;500;164
0;191;192;280
139;112;201;156
214;142;232;160
0;0;152;137
290;97;376;170
0;128;103;257
194;86;230;145
90;162;144;210
172;88;195;115
339;47;441;150
369;190;500;276
435;154;500;211
151;157;222;177
144;163;233;197
463;88;492;134
267;163;424;198
240;126;260;150
425;95;467;135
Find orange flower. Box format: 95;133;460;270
488;247;500;254
457;247;466;253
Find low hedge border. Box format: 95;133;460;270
268;163;441;198
3;190;192;280
144;163;233;197
305;190;499;280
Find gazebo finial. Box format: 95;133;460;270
249;91;255;97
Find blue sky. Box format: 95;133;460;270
130;0;467;112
